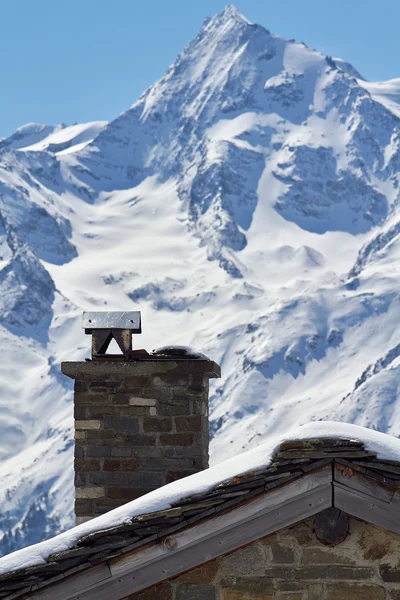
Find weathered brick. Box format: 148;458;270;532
103;415;140;432
90;471;165;487
161;373;192;386
74;445;85;458
133;446;164;458
74;498;93;513
141;387;173;401
123;376;153;387
380;564;400;582
89;387;118;395
190;399;208;415
264;566;374;581
160;433;194;446
222;545;265;576
140;457;194;470
187;376;206;394
110;394;132;405
157;403;190;416
325;584;385;600
84;429;118;440
129;397;157;406
220;577;274;599
107;487;148;501
221;587;266;600
74;406;87;419
271;544;295;564
75;486;105;499
86;445;112;458
75;393;110;405
120;406;152;417
93;500;123;514
136;582;172;600
89;379;122;389
111;446;132;457
176;584;216;600
86;405;118;418
165;446;200;458
193;455;207;469
275;582;304;592
286;522;313;545
74;458;101;472
124;433;156;446
173;386;190;399
75;419;101;430
361;536;390;560
74;472;87;486
194;431;209;446
307;584;324;600
143;418;173;433
302;547;352;565
174;416;204;432
103;459;139;471
174;559;220;584
74;380;88;392
85;431;124;443
257;535;278;550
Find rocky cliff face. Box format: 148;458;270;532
1;5;400;555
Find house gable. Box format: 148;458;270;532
125;516;400;600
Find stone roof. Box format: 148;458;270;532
1;436;400;598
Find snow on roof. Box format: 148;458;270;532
1;420;400;576
152;345;210;360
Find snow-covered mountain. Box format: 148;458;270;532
1;4;400;555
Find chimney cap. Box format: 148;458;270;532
82;311;141;332
61;359;221;379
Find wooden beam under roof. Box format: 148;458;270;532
334;462;400;534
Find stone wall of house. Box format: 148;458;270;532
61;360;219;524
125;516;400;600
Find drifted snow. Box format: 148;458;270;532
0;421;399;576
0;122;107;154
359;78;400;118
153;345;211;359
21;121;108;154
1;5;400;555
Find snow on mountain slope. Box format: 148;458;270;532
0;122;107;155
0;124;56;152
21;122;107;154
359;78;400;118
1;4;400;555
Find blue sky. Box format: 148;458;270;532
1;0;399;138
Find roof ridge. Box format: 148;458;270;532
3;435;400;598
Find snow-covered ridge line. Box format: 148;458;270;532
0;121;107;154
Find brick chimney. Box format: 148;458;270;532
61;312;220;525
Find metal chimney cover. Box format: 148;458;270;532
82;311;141;332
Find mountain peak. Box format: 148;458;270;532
218;5;252;25
201;5;253;33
